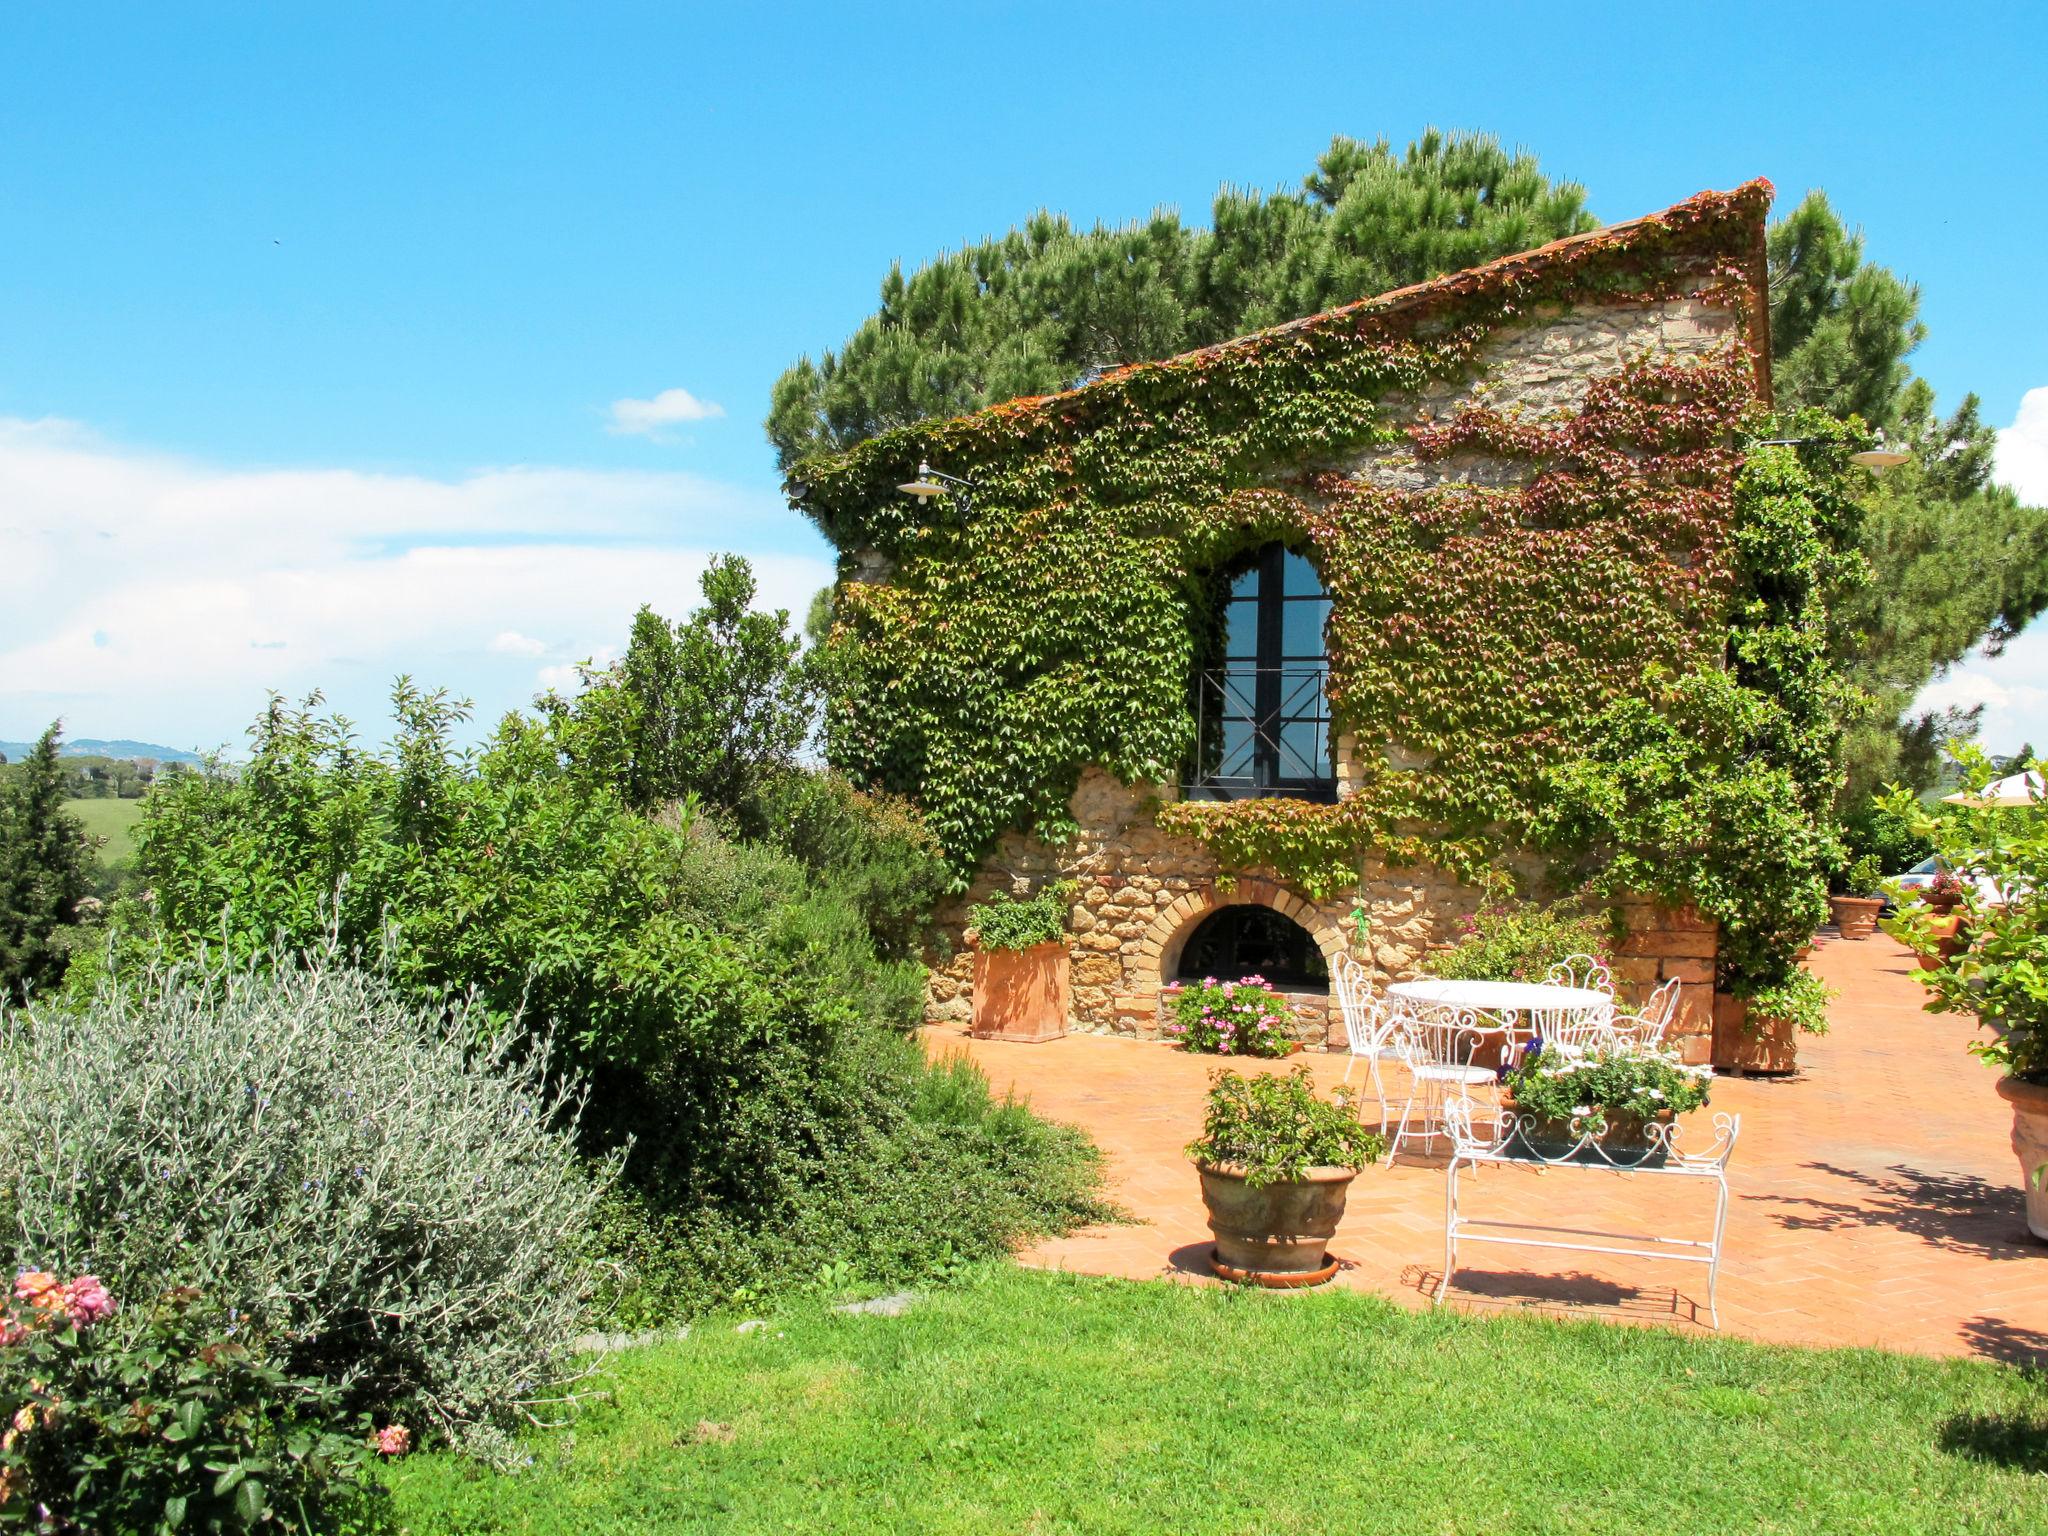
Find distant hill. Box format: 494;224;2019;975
0;737;207;765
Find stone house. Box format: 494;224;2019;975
796;182;1779;1063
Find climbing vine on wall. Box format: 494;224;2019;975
791;182;1858;985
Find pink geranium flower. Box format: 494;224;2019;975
374;1424;412;1457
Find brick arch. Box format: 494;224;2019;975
1133;878;1351;994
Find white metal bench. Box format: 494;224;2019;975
1436;1101;1740;1327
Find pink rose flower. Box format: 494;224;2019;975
62;1277;114;1329
374;1424;412;1457
12;1273;58;1310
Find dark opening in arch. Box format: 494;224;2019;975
1174;904;1329;990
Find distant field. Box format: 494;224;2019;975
64;796;145;866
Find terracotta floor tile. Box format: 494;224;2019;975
925;935;2048;1362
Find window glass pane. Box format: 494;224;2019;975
1277;718;1330;779
1281;598;1329;660
1218;719;1256;779
1282;549;1324;598
1230;563;1263;602
1218;663;1259;715
1225;598;1259;660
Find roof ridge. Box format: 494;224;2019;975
975;179;1775;419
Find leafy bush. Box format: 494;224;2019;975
1425;898;1612;983
1506;1044;1713;1134
1838;800;1931;891
968;883;1075;952
0;953;611;1458
591;1044;1114;1325
1185;1067;1382;1186
118;561;1109;1325
1843;854;1883;896
0;1275;383;1534
1163;976;1296;1057
1745;969;1833;1036
1880;747;2048;1081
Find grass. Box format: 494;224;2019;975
64;796;144;867
388;1265;2048;1534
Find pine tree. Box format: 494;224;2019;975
0;724;95;1000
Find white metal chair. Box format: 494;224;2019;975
1333;954;1403;1132
1544;952;1616;998
1386;1003;1498;1162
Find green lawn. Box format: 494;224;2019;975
389;1266;2048;1535
64;796;144;866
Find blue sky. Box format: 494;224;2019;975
5;0;2046;752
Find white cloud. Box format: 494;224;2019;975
489;630;549;657
1995;386;2048;505
0;417;832;748
535;646;616;697
605;387;726;439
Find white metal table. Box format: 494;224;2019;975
1384;977;1610;1044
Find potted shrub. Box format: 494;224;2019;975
1827;855;1884;939
1712;970;1832;1075
1880;753;2048;1239
1504;1042;1713;1164
966;881;1074;1043
1186;1066;1384;1287
1163;974;1298;1057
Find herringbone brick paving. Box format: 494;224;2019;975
926;934;2048;1361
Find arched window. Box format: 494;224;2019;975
1187;544;1334;800
1175;904;1329;990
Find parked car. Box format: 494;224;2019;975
1887;856;2005;911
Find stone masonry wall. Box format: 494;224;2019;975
925;288;1737;1061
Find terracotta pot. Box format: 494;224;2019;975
1925;890;1963;916
1995;1077;2048;1243
1915;914;1967;971
1711;993;1798;1075
969;940;1069;1043
1196;1163;1355;1284
1828;895;1884;940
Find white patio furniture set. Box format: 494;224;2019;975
1331;953;1739;1325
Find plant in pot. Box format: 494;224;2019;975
1163;974;1298;1057
1186;1066;1384;1287
1504;1041;1713;1165
1827;854;1885;939
1879;753;2048;1239
966;881;1075;1043
1712;969;1832;1075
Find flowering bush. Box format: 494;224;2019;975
1879;748;2048;1083
0;1274;382;1533
1164;976;1295;1057
1506;1043;1712;1136
1425;899;1613;984
1185;1067;1384;1187
0;951;613;1462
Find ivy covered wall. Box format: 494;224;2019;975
791;180;1863;1030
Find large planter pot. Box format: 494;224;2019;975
1196;1163;1355;1287
1829;894;1884;940
969;940;1070;1043
1994;1077;2048;1242
1711;993;1798;1075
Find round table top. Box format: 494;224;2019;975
1384;977;1609;1014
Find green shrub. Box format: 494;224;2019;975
1185;1067;1382;1187
1838;800;1931;891
1506;1043;1712;1134
0;1276;383;1534
1744;969;1833;1035
0;952;611;1459
1164;976;1296;1057
1880;746;2048;1082
967;882;1075;951
1425;898;1612;983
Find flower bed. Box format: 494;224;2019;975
1164;976;1297;1057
